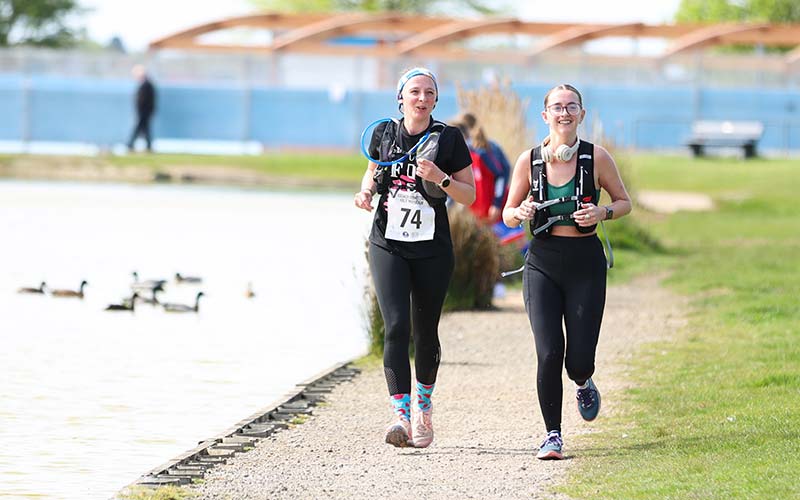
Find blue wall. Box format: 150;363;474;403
2;76;800;153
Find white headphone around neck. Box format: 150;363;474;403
541;138;580;163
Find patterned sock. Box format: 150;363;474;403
415;381;435;412
390;393;411;422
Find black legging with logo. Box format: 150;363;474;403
523;234;607;433
369;243;454;395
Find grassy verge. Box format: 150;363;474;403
564;154;800;499
0;152;367;186
104;152;366;183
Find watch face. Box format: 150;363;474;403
441;177;451;188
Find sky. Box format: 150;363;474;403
80;0;684;53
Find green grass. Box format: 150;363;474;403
105;152;366;183
1;152;367;185
564;154;800;499
116;485;195;500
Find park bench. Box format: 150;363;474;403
686;120;764;158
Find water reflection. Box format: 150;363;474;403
0;180;369;499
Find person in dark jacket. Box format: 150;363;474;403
127;65;156;152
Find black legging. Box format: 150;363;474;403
523;235;607;432
128;113;153;150
369;243;454;395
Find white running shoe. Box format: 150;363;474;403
411;407;434;448
385;418;413;448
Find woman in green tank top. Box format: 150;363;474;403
501;84;633;461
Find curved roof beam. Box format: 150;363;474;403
271;12;402;50
660;23;770;59
149;12;329;49
395;17;519;55
527;23;644;58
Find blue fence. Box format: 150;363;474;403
2;75;800;153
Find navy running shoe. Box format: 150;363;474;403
576;378;601;421
536;431;564;460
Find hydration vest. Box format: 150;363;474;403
375;118;448;205
529;139;599;238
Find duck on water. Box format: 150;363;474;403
105;292;138;311
162;291;204;313
50;280;88;298
18;282;47;294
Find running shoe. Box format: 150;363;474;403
411;407;434;448
576;378;601;421
536;432;564;460
385;418;413;448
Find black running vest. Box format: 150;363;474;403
375;118;448;206
529;140;599;238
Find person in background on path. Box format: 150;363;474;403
456;112;512;223
502;83;631;460
354;67;475;448
127;64;156;153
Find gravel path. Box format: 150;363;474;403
191;274;686;499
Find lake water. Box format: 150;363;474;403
0;180;370;499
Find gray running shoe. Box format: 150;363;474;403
536;431;564;460
576;378;601;421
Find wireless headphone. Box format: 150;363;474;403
396;67;439;112
540;138;580;163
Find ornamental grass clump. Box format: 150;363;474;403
456;77;533;161
445;205;500;310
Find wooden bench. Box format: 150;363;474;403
686;120;764;158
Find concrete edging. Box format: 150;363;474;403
126;361;361;489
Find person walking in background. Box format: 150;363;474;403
502;84;631;460
457;112;512;223
127;64;156;153
354;67;475;448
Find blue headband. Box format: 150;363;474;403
396;67;439;102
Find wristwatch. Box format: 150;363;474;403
438;174;451;188
604;206;614;220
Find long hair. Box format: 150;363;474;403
455;111;489;150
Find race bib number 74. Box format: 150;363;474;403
385;190;435;242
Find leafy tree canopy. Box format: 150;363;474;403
675;0;800;23
0;0;85;47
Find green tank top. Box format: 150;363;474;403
546;177;575;226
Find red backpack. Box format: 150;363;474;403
468;150;495;222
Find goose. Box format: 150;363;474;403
245;282;255;299
137;284;163;305
18;282;47;294
105;292;138;311
131;271;167;291
50;280;88;298
162;291;204;313
175;272;202;284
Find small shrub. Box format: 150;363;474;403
446;205;500;310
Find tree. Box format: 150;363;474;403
675;0;800;23
0;0;85;47
249;0;498;15
675;0;800;52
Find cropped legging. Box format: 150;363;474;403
369;243;454;395
523;235;607;432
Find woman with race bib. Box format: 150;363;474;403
354;67;475;448
502;84;631;460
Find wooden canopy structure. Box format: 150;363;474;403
149;12;800;64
